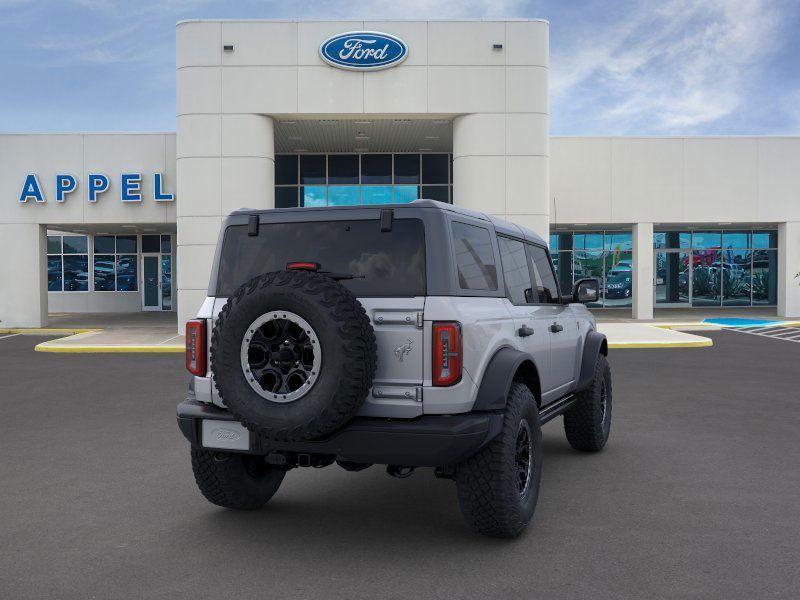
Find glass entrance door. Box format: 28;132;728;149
142;255;161;311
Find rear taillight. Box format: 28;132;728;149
432;321;462;387
186;319;207;376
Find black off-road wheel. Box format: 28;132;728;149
211;270;377;442
455;383;542;538
564;354;612;452
191;448;285;510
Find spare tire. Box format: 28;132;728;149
211;270;377;441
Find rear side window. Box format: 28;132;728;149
498;237;533;304
451;222;497;291
526;244;560;304
216;219;426;297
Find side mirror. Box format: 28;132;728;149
573;277;600;304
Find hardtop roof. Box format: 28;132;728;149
229;199;547;246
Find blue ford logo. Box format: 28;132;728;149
319;31;408;71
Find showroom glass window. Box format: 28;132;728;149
653;229;777;307
94;235;138;292
47;235;89;292
549;231;632;308
274;153;453;208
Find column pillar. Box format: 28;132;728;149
0;224;47;327
453;113;549;241
176;114;275;329
632;222;654;320
778;221;800;318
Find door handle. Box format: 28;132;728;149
549;322;564;333
517;325;535;338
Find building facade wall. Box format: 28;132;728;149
0;133;176;327
551;136;800;317
176;19;550;327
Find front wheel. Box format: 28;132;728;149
455;383;542;538
564;354;612;452
191;448;285;510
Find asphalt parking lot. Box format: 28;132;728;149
1;331;799;599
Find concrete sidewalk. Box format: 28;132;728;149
33;328;184;353
598;322;713;348
0;312;184;353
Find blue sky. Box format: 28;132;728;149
1;0;798;135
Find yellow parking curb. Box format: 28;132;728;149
34;343;183;353
609;339;713;349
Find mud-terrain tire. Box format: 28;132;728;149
211;270;377;442
455;383;542;538
564;354;612;452
191;448;285;510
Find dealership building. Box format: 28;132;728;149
1;18;798;329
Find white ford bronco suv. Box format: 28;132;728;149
178;200;611;538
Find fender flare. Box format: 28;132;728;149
472;347;539;411
576;330;608;391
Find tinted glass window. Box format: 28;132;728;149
161;235;172;254
275;187;298;208
498;237;533;304
328;155;358;184
451;222;497;291
117;256;137;291
654;231;691;249
394;154;419;184
327;186;360;206
361;186;392;204
63;255;89;291
301;186;326;207
527;244;560;303
394;186;418;203
94;255;116;291
94;235;115;253
422;154;448;184
605;232;632;250
722;231;750;249
47;235;61;254
141;234;160;253
300;155;325;184
752;230;777;249
47;256;62;291
692;231;721;249
361;154;391;184
421;186;449;203
217;219;426;297
62;235;87;254
275;155;298;185
574;233;603;250
116;235;137;253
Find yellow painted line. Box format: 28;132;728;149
35;343;183;354
609;338;713;349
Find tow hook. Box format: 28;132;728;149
386;465;415;479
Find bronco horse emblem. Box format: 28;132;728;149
394;338;413;362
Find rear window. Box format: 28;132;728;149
215;219;426;297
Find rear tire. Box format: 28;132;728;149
191;448;285;510
564;354;612;452
455;383;542;538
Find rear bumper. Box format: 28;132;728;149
177;400;503;467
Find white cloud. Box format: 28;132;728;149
551;0;790;133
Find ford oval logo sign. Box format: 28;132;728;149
319;31;408;71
